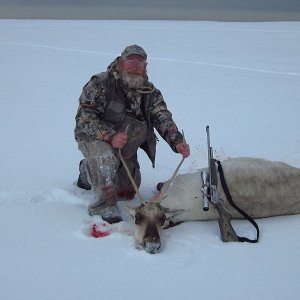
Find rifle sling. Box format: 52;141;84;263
216;160;260;243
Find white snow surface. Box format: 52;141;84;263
1;20;300;300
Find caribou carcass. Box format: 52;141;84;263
127;157;300;254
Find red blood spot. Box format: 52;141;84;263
91;224;111;238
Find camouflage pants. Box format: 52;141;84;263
78;140;141;208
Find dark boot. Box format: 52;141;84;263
77;159;91;190
156;182;165;191
88;184;122;223
88;203;122;224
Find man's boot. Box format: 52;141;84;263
77;159;91;190
88;185;122;224
89;204;122;224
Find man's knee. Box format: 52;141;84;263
78;140;119;184
78;140;114;158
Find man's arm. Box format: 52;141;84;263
149;89;185;152
75;76;116;142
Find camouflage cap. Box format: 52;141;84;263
121;45;147;60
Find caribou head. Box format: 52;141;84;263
127;202;167;254
119;148;185;254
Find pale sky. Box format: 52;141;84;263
1;0;300;20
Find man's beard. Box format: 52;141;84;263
120;71;147;89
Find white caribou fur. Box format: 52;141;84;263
160;157;300;225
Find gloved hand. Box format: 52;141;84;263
176;142;190;158
110;132;128;149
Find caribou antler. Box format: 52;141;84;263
118;148;147;205
156;157;185;203
157;131;187;203
119;129;186;205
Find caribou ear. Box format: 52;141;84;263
165;208;184;219
124;206;136;219
162;208;184;229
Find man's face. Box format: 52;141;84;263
119;55;147;89
120;55;147;75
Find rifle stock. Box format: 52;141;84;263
215;204;240;242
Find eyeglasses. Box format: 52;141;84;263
123;58;146;68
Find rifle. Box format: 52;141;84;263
201;126;240;242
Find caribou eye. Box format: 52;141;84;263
135;213;143;225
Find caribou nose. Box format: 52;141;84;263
143;223;161;254
144;241;161;254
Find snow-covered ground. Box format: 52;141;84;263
0;20;300;300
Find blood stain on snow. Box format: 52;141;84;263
90;224;111;238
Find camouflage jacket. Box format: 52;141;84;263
75;58;183;166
